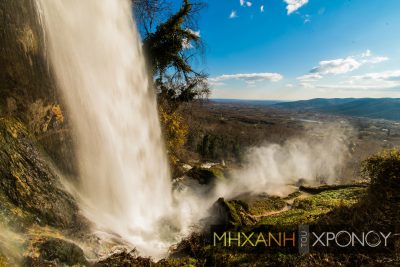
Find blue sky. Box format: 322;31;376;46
189;0;400;100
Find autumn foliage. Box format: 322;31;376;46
159;105;188;166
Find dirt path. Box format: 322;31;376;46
251;191;312;220
251;205;290;219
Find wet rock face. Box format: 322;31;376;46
38;238;87;266
0;0;56;116
94;251;152;267
0;117;84;229
0;1;79;176
186;165;225;185
209;197;255;226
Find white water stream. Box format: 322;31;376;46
36;0;176;257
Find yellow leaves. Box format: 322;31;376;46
51;105;64;124
159;106;188;152
159;106;189;169
27;100;64;134
10;207;25;218
18;25;38;55
1;117;24;139
0;256;5;267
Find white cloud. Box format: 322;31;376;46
311;57;361;75
307;70;400;91
294;51;391;91
182;29;200;49
182;38;192;49
284;0;309;15
208;81;226;86
303;14;311;23
240;0;252;7
310;50;388;75
351;70;400;82
361;56;388;64
316;83;400;90
229;10;238;19
185;28;200;38
299;82;314;89
297;73;322;82
362;49;372;58
360;49;388;64
209;72;283;85
260;5;264;12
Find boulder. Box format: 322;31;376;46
209;198;254;226
39;238;87;266
187;165;225;185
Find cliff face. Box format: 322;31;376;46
0;0;56;118
0;0;78;177
0;117;90;266
0;117;84;229
0;2;89;265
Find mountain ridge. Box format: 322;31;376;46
273;98;400;121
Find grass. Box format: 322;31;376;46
248;196;286;215
258;187;367;226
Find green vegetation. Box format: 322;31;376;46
210;198;254;226
0;1;399;265
139;0;209;103
248;196;286;215
135;0;210;168
318;149;400;230
159;105;189;173
187;165;225;184
259;187;366;226
171;159;399;266
361;148;400;192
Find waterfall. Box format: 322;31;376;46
35;0;175;257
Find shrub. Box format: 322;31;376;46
159;105;188;175
361;149;400;189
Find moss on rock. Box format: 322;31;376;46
210;198;255;226
259;187;367;226
187;165;225;185
0;117;85;229
37;238;87;266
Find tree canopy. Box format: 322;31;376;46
134;0;209;104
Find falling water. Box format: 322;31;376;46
36;0;174;257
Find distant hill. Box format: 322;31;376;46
211;99;285;105
274;98;400;121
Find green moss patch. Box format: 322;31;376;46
247;196;286;215
259;187;367;226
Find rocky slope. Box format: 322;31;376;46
0;117;91;266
